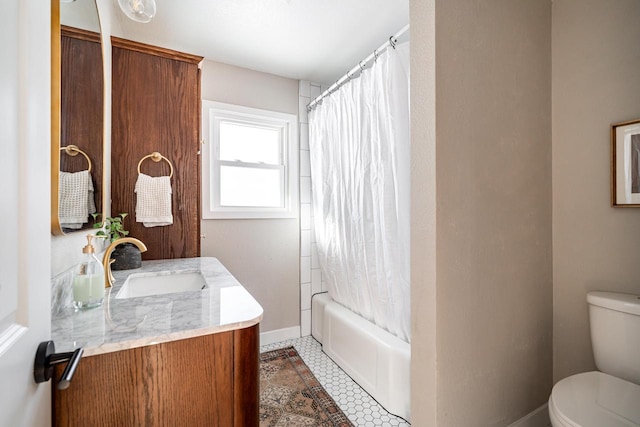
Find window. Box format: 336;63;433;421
202;101;298;219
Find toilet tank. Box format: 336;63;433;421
587;291;640;385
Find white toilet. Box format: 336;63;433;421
549;291;640;427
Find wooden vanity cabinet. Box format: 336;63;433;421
52;324;259;426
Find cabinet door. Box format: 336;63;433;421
53;332;235;426
111;40;202;260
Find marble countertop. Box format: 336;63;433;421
51;257;263;356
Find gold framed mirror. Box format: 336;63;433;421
51;0;105;235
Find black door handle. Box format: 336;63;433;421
34;340;84;390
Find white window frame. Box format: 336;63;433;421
202;100;298;219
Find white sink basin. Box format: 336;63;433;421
115;271;207;299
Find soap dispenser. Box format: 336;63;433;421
72;235;105;310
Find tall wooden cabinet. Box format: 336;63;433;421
111;37;203;260
60;26;104;228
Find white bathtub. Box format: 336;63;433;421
311;293;411;422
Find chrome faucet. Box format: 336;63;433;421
102;237;148;288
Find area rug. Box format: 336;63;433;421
260;346;353;427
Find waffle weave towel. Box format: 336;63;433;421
135;173;173;227
59;170;96;229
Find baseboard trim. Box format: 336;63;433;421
507;403;550;427
260;326;301;347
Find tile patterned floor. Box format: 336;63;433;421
261;335;411;427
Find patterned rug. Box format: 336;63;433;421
260;346;353;427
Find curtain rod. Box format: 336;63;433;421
306;24;410;112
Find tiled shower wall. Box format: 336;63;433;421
299;80;325;336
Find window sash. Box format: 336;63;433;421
214;161;286;209
217;119;284;165
217;160;284;170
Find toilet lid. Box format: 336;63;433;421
550;371;640;427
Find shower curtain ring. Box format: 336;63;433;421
373;49;379;62
389;36;397;49
359;61;365;72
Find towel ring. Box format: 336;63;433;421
137;152;174;179
60;144;92;172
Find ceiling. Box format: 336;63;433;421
112;0;409;85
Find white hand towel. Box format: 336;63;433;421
59;170;96;229
135;173;173;227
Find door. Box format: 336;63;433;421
0;1;53;426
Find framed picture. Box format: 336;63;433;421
611;118;640;207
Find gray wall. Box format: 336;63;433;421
552;0;640;382
200;60;300;333
411;0;553;425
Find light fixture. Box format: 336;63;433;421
118;0;156;23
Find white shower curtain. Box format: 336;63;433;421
308;42;410;343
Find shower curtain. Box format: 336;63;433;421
308;42;410;343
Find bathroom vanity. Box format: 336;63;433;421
50;257;263;426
